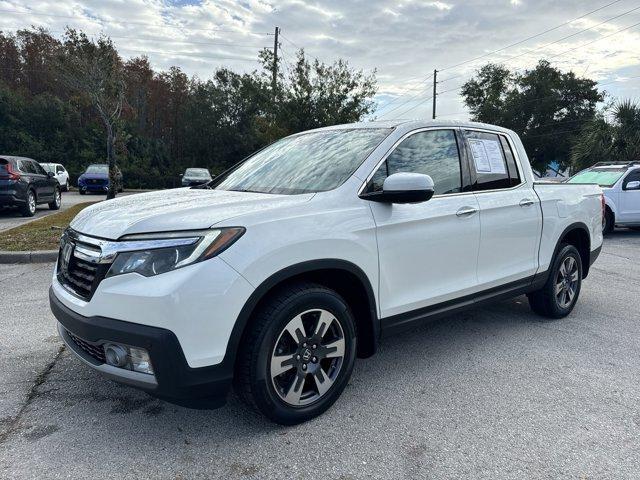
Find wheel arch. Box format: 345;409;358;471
226;260;379;374
554;222;591;279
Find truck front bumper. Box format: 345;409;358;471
50;287;233;408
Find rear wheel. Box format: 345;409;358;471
79;189;86;195
48;188;61;210
63;180;69;192
235;283;356;425
21;189;36;217
527;244;582;319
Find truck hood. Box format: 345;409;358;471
70;188;314;240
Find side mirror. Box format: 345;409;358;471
625;180;640;190
360;172;435;204
47;171;55;178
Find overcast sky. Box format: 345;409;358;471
1;0;639;120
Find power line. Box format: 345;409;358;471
385;0;627;104
432;18;640;107
438;3;640;85
0;8;272;35
439;0;626;72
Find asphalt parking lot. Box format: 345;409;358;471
0;191;138;232
0;230;639;479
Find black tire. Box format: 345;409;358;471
235;282;357;425
21;189;36;217
603;208;614;235
79;189;86;195
63;180;69;192
527;244;582;319
48;187;61;210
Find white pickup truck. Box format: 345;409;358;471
49;120;603;424
568;161;640;233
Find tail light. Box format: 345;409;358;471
0;162;20;181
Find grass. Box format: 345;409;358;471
0;203;93;251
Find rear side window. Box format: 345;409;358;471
56;165;65;174
623;169;640;190
18;160;35;174
465;131;520;191
366;129;462;195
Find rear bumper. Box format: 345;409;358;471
50;287;233;408
0;190;25;206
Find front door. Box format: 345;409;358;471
362;128;481;319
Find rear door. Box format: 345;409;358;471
618;168;640;224
363;128;481;319
461;129;542;289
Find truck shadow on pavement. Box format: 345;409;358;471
34;295;544;436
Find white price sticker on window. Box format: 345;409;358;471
469;138;506;175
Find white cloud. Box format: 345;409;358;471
0;0;638;120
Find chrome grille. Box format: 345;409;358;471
57;230;110;301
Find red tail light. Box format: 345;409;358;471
0;162;20;181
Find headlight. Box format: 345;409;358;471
105;227;244;278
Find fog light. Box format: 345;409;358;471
129;347;154;375
104;344;128;367
102;344;154;375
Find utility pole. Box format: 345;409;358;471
272;26;280;96
432;69;437;119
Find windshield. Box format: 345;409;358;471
213;128;392;194
185;168;210;177
85;165;108;174
568;168;626;187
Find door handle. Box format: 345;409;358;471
456;206;478;217
519;199;535;207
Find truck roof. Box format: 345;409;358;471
309;119;517;136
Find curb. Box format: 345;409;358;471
0;250;58;264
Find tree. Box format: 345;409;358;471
57;29;125;199
461;61;603;173
571;100;640;171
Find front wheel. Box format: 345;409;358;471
235;283;356;425
527;244;582;319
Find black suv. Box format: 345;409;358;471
0;156;62;217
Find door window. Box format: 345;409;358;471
623;169;640;190
366;129;462;196
56;165;64;174
33;162;47;175
465;131;520;191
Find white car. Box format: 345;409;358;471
40;162;70;191
568;161;640;233
49;120;604;424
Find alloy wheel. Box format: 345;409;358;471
55;190;61;207
28;192;36;214
555;256;579;309
270;309;345;406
